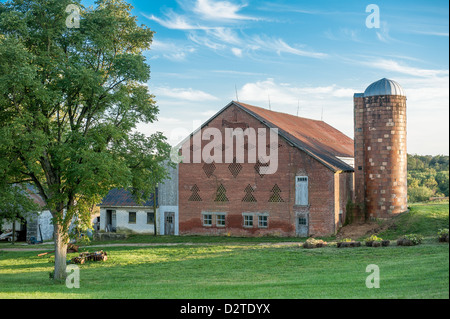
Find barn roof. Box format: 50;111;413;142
99;188;157;208
197;101;354;172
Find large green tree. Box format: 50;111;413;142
0;0;171;281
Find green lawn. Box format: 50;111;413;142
0;202;448;299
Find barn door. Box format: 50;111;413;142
295;176;308;206
164;212;175;235
296;214;309;237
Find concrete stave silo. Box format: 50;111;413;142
354;78;408;219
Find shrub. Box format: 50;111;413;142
408;186;434;203
366;235;383;242
365;235;390;247
438;228;449;237
337;238;361;248
303;238;327;249
438;228;449;242
398;234;424;246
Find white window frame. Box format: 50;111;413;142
216;213;226;227
128;212;137;224
257;213;269;228
202;213;213;227
242;213;254;228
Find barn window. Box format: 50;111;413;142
258;215;269;228
295;176;309;206
128;212;136;224
243;214;254;228
202;214;213;226
147;212;154;224
216;214;226;227
298;217;307;225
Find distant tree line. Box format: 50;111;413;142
407;154;449;202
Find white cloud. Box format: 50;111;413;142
364;58;449;78
193;0;258;21
150;39;196;61
143;11;212;30
206;27;242;45
154;86;219;101
252;36;328;59
188;32;226;50
231;47;243;57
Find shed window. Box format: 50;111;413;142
128;212;136;224
147;212;155;224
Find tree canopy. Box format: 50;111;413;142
0;0;171;280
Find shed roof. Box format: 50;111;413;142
99;188;157;208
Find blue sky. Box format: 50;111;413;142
95;1;448;154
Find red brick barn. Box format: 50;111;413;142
178;101;354;237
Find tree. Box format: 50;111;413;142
0;0;171;281
408;186;434;203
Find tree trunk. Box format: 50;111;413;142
12;219;15;245
53;223;68;282
153;191;157;237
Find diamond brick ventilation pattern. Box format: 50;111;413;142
203;163;216;178
228;160;242;178
242;184;257;202
269;184;284;202
188;184;202;202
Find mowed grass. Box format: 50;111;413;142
0;202;448;299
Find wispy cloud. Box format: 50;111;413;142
144;1;327;60
143;10;212;30
411;30;449;37
154;86;219;101
376;22;396;43
150;39;196;61
193;0;258;21
252;36;328;59
364;58;449;78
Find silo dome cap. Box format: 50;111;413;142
364;78;405;97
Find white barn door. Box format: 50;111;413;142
295;176;308;206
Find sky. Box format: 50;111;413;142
94;1;448;155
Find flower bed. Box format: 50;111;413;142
397;234;424;246
365;235;390;247
336;238;361;248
